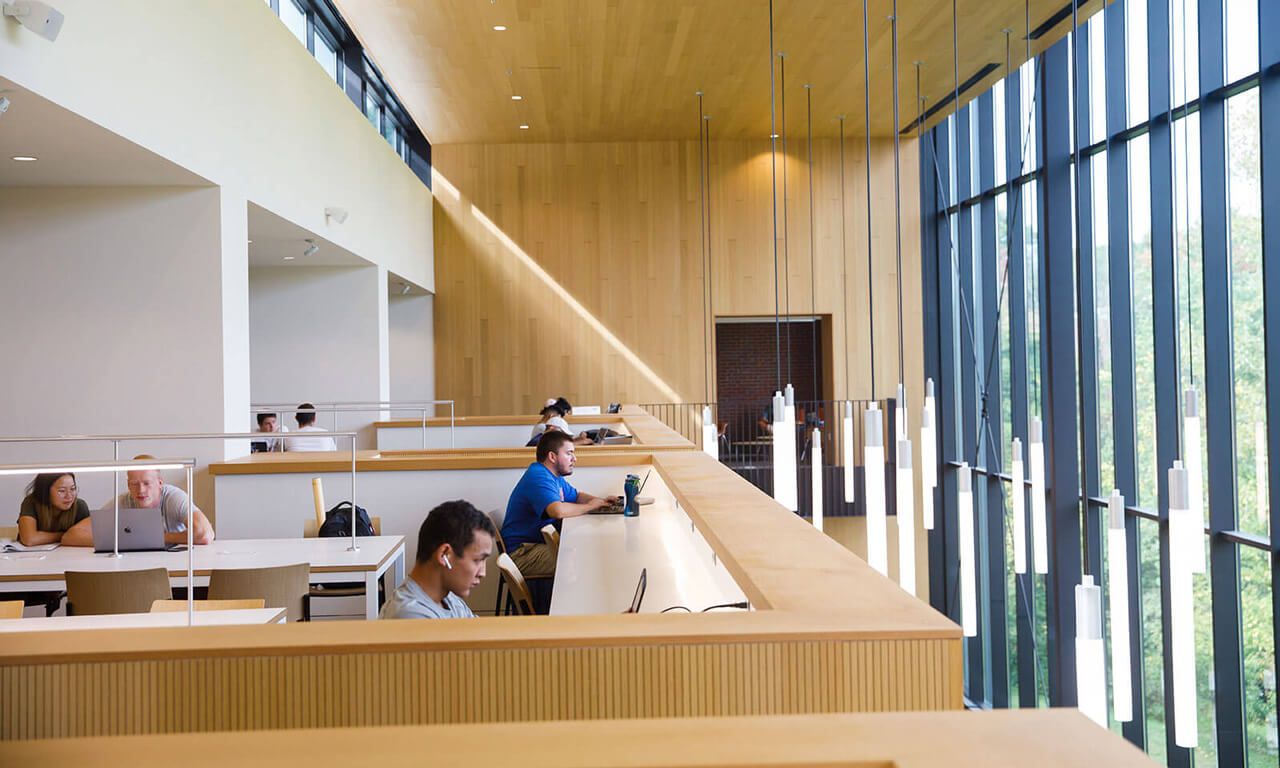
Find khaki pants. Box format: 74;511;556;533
510;541;557;579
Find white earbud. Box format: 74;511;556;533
443;553;453;570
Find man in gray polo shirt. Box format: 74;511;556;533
380;500;495;620
107;455;215;545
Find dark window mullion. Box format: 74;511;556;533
921;127;948;615
1197;0;1247;762
979;89;1009;709
936;119;964;635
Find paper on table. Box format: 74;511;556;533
2;540;60;553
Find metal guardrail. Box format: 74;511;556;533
251;400;455;449
640;399;899;518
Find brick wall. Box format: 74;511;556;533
715;320;824;405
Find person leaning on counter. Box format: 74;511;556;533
106;455;215;545
380;500;496;619
502;430;616;612
17;472;93;547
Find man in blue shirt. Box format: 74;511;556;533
503;430;614;612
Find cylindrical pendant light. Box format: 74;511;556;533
1169;460;1198;748
897;436;915;594
1183;388;1206;573
772;388;798;512
1108;489;1133;722
1075;574;1107;727
1012;437;1027;574
896;383;908;441
702;405;718;460
812;428;824;532
921;379;937;530
1030;417;1048;574
926;404;936;529
864;403;887;575
957;462;977;636
843;400;855;501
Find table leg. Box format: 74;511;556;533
365;571;379;620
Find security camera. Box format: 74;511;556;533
302;239;319;258
3;1;65;43
0;97;9;115
324;206;349;225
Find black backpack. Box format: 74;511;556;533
318;501;376;538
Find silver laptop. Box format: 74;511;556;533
91;507;166;553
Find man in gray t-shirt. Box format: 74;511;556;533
380;500;495;620
108;462;215;545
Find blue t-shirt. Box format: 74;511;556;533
503;462;578;551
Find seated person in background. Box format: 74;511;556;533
380;500;495;619
527;401;562;446
107;456;215;545
285;402;337;452
503;431;615;612
253;412;288;452
17;472;93;547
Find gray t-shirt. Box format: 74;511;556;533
114;484;198;533
379;576;475;619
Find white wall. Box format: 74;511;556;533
389;293;435;406
0;186;246;514
249;267;389;414
0;0;433;289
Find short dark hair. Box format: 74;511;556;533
554;397;572;414
536;429;573;463
256;412;277;427
539;405;560;419
296;403;316;427
415;500;496;563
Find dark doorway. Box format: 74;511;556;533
715;318;825;404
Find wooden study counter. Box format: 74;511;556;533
373;406;691;450
1;416;960;741
3;711;1156;767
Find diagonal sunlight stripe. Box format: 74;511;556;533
466;202;684;402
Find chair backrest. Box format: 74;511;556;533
207;562;311;622
495;553;534;616
150;598;266;613
0;600;24;619
311;477;326;529
0;525;18;541
65;568;172;616
540;523;560;554
487;508;507;554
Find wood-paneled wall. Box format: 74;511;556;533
432;137;922;417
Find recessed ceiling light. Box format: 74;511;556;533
511;95;522;100
493;25;506;31
284;255;296;261
247;239;254;244
11;156;37;162
769;134;779;139
519;124;529;129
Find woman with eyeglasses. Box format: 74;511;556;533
17;472;93;547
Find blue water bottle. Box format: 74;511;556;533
624;474;640;516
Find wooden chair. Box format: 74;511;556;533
540;523;560;566
0;600;24;619
487;509;508;614
495;553;534;616
150;598;265;612
65;568;172;616
0;526;18;541
311;477;326;529
207;563;310;622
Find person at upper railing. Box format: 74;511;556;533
284;402;337;452
106;455;215;545
16;472;93;547
252;412;289;452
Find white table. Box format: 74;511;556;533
0;536;406;620
0;607;287;632
549;501;747;615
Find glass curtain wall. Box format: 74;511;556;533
920;1;1276;764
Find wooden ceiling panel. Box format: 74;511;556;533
334;0;1106;142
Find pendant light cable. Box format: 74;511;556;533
806;85;817;402
697;91;710;404
892;3;905;391
768;0;781;391
781;53;792;387
840;115;850;400
862;0;876;399
705;113;715;406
